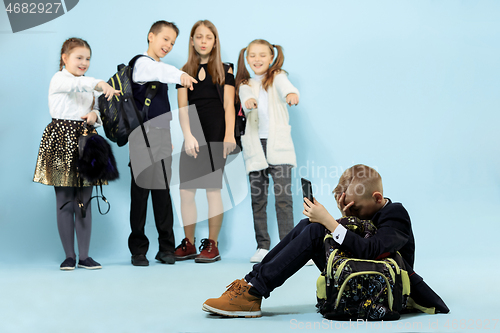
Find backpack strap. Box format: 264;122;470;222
125;54;161;148
123;54;155;76
128;54;148;70
128;54;160;121
215;63;233;104
143;81;160;121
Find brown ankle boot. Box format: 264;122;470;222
203;279;262;317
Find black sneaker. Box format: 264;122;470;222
155;251;175;264
131;254;149;266
77;257;102;270
60;257;76;271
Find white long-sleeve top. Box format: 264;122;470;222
239;71;300;173
48;68;103;126
132;52;184;85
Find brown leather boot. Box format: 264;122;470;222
203;279;262;317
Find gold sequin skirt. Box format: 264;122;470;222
33;119;107;187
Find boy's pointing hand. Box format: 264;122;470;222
181;73;198;91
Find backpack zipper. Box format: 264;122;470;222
334;258;396;284
334;271;394;311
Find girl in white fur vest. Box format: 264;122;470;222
235;39;300;263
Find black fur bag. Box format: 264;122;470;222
77;121;119;182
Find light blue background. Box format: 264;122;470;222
1;1;500;332
1;0;499;267
0;1;500;263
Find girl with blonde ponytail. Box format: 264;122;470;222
236;39;300;263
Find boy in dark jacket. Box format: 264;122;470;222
203;164;449;317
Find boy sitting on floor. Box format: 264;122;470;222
202;164;449;317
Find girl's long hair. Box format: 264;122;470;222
59;37;91;71
235;39;285;101
181;20;225;85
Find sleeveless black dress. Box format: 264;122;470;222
177;63;235;189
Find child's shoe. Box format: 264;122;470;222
77;257;102;270
195;238;220;263
131;254;149;266
173;238;197;261
60;257;76;271
202;279;262;317
250;248;269;263
155;251;175;264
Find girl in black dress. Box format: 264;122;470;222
174;20;236;263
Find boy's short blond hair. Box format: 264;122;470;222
147;20;179;43
333;164;383;199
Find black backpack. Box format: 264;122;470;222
316;216;411;321
99;55;159;147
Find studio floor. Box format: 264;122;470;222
0;255;496;333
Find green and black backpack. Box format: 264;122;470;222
99;55;159;147
316;216;411;321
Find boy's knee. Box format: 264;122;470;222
299;219;325;237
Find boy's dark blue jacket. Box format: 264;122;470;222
341;199;449;313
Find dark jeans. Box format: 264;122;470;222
245;218;327;298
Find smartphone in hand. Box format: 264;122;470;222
301;178;313;207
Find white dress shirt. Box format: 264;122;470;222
48;68;102;126
132;52;184;85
